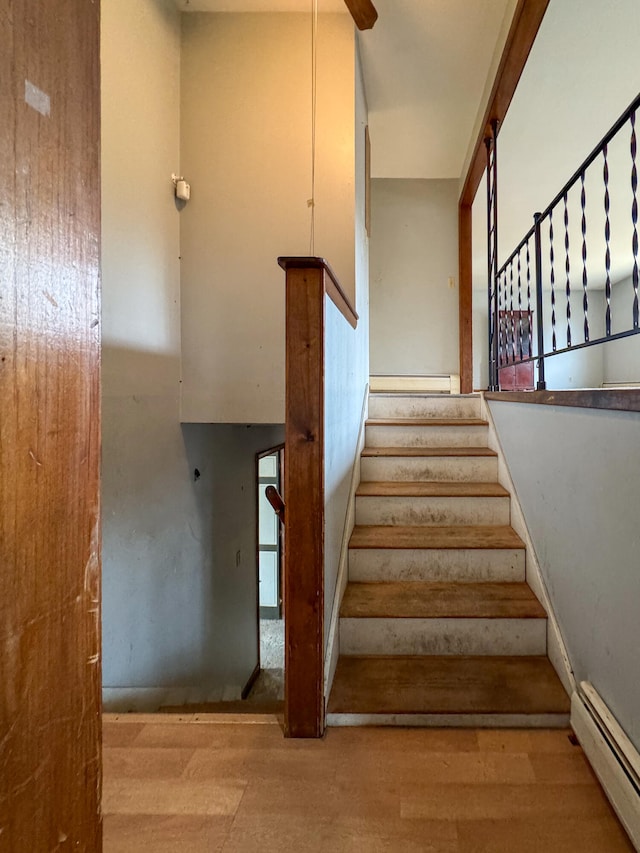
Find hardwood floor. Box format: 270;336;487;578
103;714;634;852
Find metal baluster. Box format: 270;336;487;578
534;213;546;389
509;260;514;362
581;170;589;341
517;249;523;359
603;144;612;336
549;210;557;350
564;191;572;347
526;238;533;357
631;110;639;328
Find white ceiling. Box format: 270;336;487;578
176;0;513;180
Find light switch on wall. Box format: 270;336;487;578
448;276;456;289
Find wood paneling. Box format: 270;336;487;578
283;265;325;738
0;0;102;848
458;0;551;392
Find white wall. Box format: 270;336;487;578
179;13;357;423
370;179;459;376
324;48;370;655
101;0;283;706
489;400;640;752
603;274;640;383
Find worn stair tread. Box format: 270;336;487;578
366;418;487;427
340;581;546;619
326;655;571;715
356;481;509;498
362;445;497;458
350;524;525;550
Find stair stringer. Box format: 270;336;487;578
480;393;577;697
324;383;369;705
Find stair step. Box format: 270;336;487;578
369;393;481;420
326;655;571;726
366;418;488;427
356;481;508;497
355;494;510;526
361;446;496;457
350;524;525;550
361;448;498;483
366;422;489;448
349;546;526;583
340;582;546;620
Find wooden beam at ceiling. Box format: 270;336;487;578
344;0;378;30
458;0;551;394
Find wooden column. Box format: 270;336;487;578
0;0;102;847
282;263;326;738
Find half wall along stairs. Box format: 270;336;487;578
327;392;570;726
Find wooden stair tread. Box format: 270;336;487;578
361;446;497;458
327;655;571;716
356;481;509;498
340;581;546;619
366;418;487;426
349;524;525;550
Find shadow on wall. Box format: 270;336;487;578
101;345;284;709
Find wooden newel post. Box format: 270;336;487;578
279;257;326;738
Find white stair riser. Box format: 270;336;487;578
326;712;571;728
369;395;481;420
361;455;498;482
366;424;488;448
348;548;526;583
340;617;547;656
355;495;510;527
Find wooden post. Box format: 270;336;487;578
282;263;325;738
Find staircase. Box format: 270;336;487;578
326;392;570;727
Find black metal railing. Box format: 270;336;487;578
488;91;640;390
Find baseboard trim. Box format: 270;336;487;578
572;684;640;850
241;662;261;700
324;383;369;703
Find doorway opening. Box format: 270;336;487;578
250;445;285;705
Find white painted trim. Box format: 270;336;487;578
480;393;577;697
572;687;640;851
327;711;570;728
369;374;459;393
323;383;369;704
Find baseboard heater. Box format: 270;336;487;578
571;682;640;850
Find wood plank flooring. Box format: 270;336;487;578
103;714;634;852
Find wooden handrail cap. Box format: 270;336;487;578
278;256;358;329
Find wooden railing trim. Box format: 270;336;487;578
458;0;551;394
485;389;640;413
278;256;358;329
